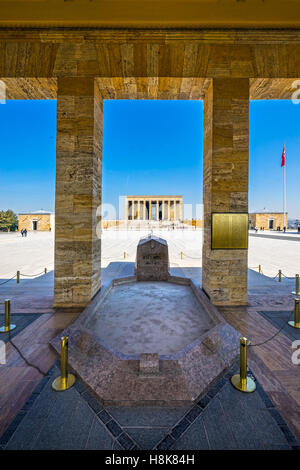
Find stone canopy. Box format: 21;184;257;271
135;235;170;281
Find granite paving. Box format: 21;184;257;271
0;314;43;343
257;310;300;342
1;361;298;451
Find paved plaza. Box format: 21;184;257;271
1;229;300;280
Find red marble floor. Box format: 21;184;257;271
0;268;299;441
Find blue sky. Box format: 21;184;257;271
0;98;299;218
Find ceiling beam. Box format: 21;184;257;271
1;1;300;28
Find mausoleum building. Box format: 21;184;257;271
125;196;183;221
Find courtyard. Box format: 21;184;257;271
1;229;300;279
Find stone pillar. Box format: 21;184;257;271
168;200;170;220
143;200;146;220
149;200;151;220
156;200;159;220
54;77;102;309
162;199;165;220
202;78;249;306
125;199;128;221
170;200;174;221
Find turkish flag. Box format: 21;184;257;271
281;146;286;167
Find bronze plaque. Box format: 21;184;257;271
211;213;248;249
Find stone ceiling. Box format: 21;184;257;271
1;77;299;101
1;0;300;28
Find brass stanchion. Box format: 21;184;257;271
288;298;300;329
292;274;300;295
52;336;76;391
258;264;262;274
16;270;20;284
231;337;256;393
44;267;47;274
0;300;16;333
278;269;282;282
124;252;126;259
180;251;183;260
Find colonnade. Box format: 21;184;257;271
54;77;249;308
125;197;183;221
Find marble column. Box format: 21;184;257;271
202;78;249;306
54;77;102;309
156;200;159;220
168;200;170;220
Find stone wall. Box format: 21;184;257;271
18;214;51;231
249;213;288;230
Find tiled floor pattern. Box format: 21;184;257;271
1;362;299;451
0;314;43;343
0;265;299;449
257;311;300;342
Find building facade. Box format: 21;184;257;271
18;211;55;232
125;196;183;221
249;212;288;230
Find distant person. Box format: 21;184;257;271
24;229;27;237
255;226;258;233
21;229;24;237
283;226;286;233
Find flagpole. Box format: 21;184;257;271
283;144;286;230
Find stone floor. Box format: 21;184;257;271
257;310;300;342
1;229;300;278
0;264;299;449
0;231;300;449
1;362;298;450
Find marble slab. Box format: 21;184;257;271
135;235;169;281
50;276;241;405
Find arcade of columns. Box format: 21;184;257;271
125;196;183;221
1;28;300;309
